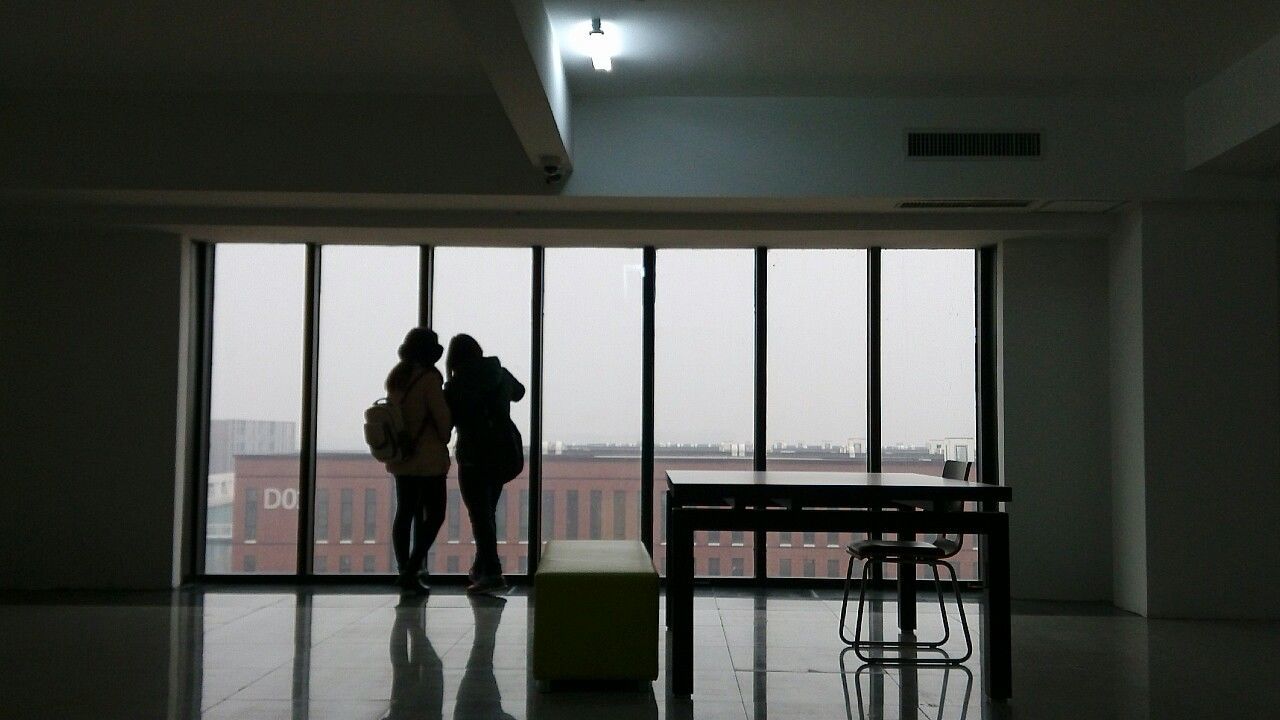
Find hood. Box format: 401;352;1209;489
450;356;505;395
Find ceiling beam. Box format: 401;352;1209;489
445;0;572;186
1186;31;1280;175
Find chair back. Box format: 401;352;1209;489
932;461;973;556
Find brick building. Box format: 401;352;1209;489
227;446;978;579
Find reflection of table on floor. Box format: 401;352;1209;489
664;470;1013;700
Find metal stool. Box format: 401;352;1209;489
837;460;973;666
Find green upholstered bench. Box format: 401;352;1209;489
533;540;659;683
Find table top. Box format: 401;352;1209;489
666;469;1011;505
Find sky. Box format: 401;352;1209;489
209;245;975;452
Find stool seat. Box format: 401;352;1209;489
845;539;946;560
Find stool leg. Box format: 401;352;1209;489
852;559;876;661
927;561;951;648
838;554;858;645
940;560;973;664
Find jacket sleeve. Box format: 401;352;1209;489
504;368;526;403
423;371;453;442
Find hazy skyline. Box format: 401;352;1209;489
209;245;975;453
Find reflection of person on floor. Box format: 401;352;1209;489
454;594;515;720
386;596;443;720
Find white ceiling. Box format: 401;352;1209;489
6;2;1279;99
545;0;1280;96
0;1;492;94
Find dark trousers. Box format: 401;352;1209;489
392;475;447;577
459;463;504;579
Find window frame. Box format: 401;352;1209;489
193;243;992;585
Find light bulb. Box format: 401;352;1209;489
586;19;612;71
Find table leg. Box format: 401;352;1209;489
669;505;695;698
982;514;1012;700
897;527;917;633
664;491;673;629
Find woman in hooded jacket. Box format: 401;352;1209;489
444;334;525;593
384;327;453;593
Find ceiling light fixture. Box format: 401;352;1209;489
586;17;612;72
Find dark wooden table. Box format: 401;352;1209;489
664;470;1013;700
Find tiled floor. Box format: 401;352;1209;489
2;585;1279;719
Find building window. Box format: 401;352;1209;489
242;555;256;572
765;249;869;579
957;445;969;461
315;556;327;573
882;249;977;578
542;491;555;540
363;555;376;573
708;558;720;575
656;248;754;579
204;244;304;575
338;556;351;574
566;490;579;539
708;530;721;546
589;490;602;539
315;489;329;542
779;559;791;576
448;490;461;541
613;490;627;540
804;560;816;578
518;556;528;574
243;489;258;542
339;489;353;542
518;490;529;540
828;559;840;577
446;556;459;573
363;488;377;542
731;558;744;576
731;531;744;546
827;532;840;548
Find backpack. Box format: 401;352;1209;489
480;414;525;484
363;370;432;463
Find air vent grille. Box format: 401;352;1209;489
897;200;1033;210
907;131;1041;158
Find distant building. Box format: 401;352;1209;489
928;437;977;463
208;419;296;473
219;440;978;580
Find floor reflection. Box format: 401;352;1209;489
457;595;515;720
387;596;443;720
7;586;1276;718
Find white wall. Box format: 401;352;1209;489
998;238;1112;601
0;229;189;589
1109;209;1149;615
1137;203;1280;618
567;96;1280;201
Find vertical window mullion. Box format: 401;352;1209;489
419;245;433;326
641;246;656;555
527;246;545;573
296;243;321;577
867;247;883;579
190;241;215;578
753;247;767;581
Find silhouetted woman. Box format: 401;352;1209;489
385;327;453;593
444;334;525;593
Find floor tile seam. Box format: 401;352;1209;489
201;596;296;641
200;654;297;715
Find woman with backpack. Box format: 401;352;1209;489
383;327;453;594
444;334;526;594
